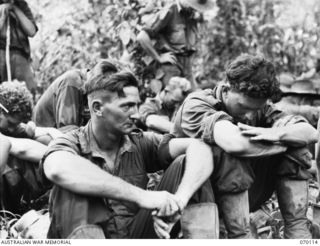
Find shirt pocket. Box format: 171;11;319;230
121;172;149;190
117;173;149;213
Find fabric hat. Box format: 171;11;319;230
180;0;215;12
283;79;320;97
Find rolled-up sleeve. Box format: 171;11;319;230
262;103;308;128
55;85;83;128
16;0;38;31
180;98;233;145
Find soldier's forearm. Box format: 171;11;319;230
7;137;47;162
175;140;213;208
235;142;287;158
146;115;173;133
137;30;161;62
12;5;36;37
214;120;286;157
44;151;151;206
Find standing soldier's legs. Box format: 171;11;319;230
0;49;7;83
160;64;181;87
156;56;196;92
11;52;36;94
178;55;197;90
0;50;36;94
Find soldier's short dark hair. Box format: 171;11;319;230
85;65;139;100
226;54;281;99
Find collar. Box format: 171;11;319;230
118;134;134;156
78;121;134;157
212;83;229;111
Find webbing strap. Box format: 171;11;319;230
5;16;11;82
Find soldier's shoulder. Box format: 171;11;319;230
186;89;220;107
55;70;84;88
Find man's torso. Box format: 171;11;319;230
33;69;85;128
43;123;163;238
172;84;305;141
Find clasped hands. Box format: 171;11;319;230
141;190;187;239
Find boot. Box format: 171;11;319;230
217;190;252;238
276;178;311;239
181;202;219;238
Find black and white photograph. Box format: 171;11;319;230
0;0;319;243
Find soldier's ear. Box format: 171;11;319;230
222;90;228;100
92;100;102;117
